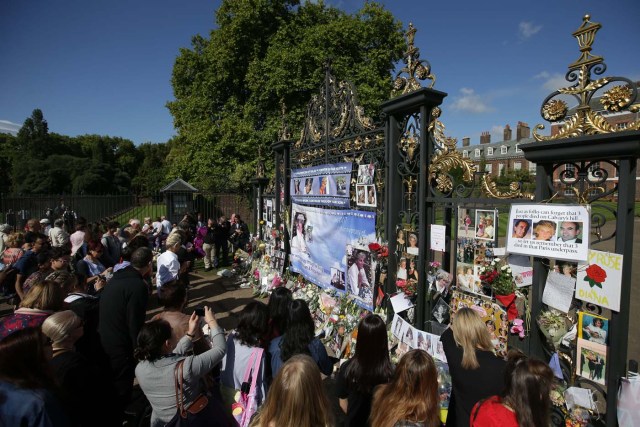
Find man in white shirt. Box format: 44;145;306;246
48;218;70;247
160;216;172;235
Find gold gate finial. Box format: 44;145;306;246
533;14;640;141
392;23;436;96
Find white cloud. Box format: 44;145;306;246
533;71;570;91
519;21;542;39
450;88;493;114
533;71;550;80
0;120;20;135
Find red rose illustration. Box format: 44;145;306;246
584;264;607;288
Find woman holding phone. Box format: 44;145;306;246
135;306;229;427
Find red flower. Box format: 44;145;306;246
584;264;607;288
585;264;607;283
368;243;382;252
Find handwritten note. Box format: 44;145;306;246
542;271;576;313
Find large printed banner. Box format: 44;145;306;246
290;203;376;310
290;163;352;208
506;204;590;261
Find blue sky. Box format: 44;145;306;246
1;0;638;146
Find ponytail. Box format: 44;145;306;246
134;319;172;361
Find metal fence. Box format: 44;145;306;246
0;191;254;232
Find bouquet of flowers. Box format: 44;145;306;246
479;258;519;320
479;258;516;296
396;278;417;297
428;261;441;275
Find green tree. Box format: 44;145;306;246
167;0;404;191
16;108;49;158
0;133;16;194
132;142;171;195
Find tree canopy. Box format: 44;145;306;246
167;0;405;191
1;109;167;195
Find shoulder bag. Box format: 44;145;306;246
166;358;232;427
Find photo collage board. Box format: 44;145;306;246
259;197;286;275
390;313;453;410
455;208;498;297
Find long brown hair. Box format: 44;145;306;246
343;314;393;393
502;350;554;427
0;327;57;390
249;354;333;427
451;307;494;369
370;349;440;427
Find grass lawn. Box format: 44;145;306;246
113;204;166;226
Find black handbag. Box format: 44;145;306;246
165;359;233;427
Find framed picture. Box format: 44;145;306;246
405;231;419;256
432;297;451;325
395;226;408;255
475;209;497;241
346;249;373;305
576;337;607;386
457;208;475;238
330;267;346;291
578;312;608;345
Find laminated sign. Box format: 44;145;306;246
506;204;589;262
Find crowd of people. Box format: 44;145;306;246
0;212;557;426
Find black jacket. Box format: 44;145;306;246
441;327;506;427
98;266;148;358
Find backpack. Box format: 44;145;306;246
231;347;263;427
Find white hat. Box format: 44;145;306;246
40;218;50;224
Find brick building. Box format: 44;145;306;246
460;90;639;198
461;121;536;177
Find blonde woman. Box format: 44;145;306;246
533;220;556;241
370;349;441;427
43;310;119;426
440;307;506;427
250;354;333;427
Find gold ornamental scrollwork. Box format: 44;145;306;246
428;109;533;199
534;15;640;141
480;175;534;200
427;109;474;193
392;23;436;97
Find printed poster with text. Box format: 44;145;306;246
506;204;590;262
289;203;376;310
290;163;352;208
576;249;623;312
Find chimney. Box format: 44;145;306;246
503;124;512;141
462;137;470;147
516;121;530;141
480;131;491;144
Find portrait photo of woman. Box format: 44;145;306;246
396;228;406;254
533;220;557;241
406;232;419;255
291;212;308;254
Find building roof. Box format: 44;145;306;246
159;178;198;193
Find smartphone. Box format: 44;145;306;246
194;308;205;317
